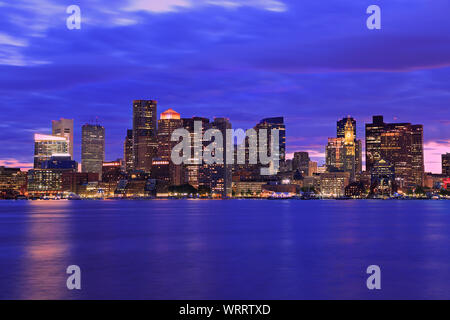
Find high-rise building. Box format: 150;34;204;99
292;152;310;175
133;100;158;172
182;117;210;189
34;134;68;169
124;129;134;173
199;117;232;198
52;118;74;159
255;117;286;163
366;115;424;189
325;137;344;171
443;153;450;177
158;108;183;185
81;124;105;177
326;116;362;181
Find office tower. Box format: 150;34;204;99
443;153;450;177
124;129;134;172
133;100;158;172
52;118;74;159
81;124;105;177
366;115;424;189
158;109;183;185
34;134;68;169
182;117;210;189
292;152;310;175
325;138;344;171
410;125;424;186
199;118;232;198
255;117;286;163
157;108;182;160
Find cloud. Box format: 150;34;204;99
124;0;287;13
0;159;33;170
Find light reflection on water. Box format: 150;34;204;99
0;200;449;299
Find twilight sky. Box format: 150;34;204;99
0;0;449;172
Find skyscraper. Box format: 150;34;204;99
158;108;183;185
199;117;232;198
325;137;344;171
81;124;105;177
256;117;286;162
133;100;157;172
182;117;210;189
52;118;74;159
366;115;424;189
34;134;68;169
124;129;134;173
443;153;450;177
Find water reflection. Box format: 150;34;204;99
19;201;72;299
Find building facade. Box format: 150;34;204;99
81;124;105;177
133;100;158;172
34;134;68;169
366;115;424;189
124;129;134;173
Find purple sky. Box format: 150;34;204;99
0;0;449;172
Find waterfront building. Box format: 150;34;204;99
320;172;350;197
52;118;74;159
0;167;26;198
133;100;158;172
366;115;424;189
34;134;68;169
345;181;366;198
27;169;64;196
81;124;105;177
232;181;266;197
61;172;99;194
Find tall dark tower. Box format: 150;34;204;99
124;129;134;173
81;123;105;178
132;100;157;172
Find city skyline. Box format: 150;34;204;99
0;1;449;172
1;108;448;175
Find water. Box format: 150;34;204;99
0;199;449;300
